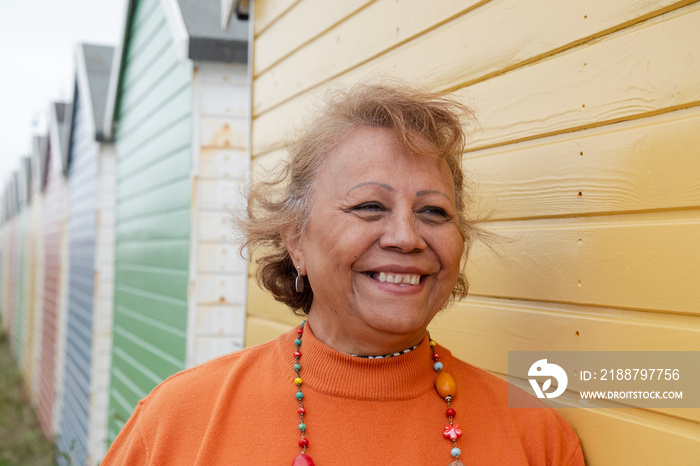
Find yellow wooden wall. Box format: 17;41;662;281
247;1;700;463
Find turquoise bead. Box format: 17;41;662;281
451;447;461;458
299;422;306;431
294;363;301;371
294;339;302;346
296;391;304;400
434;362;443;371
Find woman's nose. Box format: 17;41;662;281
378;210;427;253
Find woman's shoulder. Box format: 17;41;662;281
446;353;585;465
136;334;285;419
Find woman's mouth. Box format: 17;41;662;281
365;272;422;285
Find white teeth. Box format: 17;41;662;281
376;272;421;285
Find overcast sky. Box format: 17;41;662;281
0;0;127;185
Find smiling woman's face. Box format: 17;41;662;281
285;126;464;355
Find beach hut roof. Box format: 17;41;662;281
73;43;115;143
102;0;249;139
48;102;70;176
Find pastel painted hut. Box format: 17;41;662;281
102;0;250;446
16;156;34;373
245;0;700;463
20;136;50;405
36;101;71;440
56;43;116;466
0;171;20;354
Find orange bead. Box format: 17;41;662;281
436;372;456;399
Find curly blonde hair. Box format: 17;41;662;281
238;81;479;314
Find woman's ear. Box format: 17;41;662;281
281;228;304;272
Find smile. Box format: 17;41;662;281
366;272;422;285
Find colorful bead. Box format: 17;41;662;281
448;461;465;466
297;328;304;335
294;338;302;346
294;351;301;358
295;377;303;385
292;453;315;466
298;422;306;431
298;438;309;448
294;363;301;371
298;407;306;414
443;424;463;440
430;340;437;348
433;353;440;360
296;391;304;400
436;372;456;399
433;362;443;371
446;408;456;418
451;447;462;458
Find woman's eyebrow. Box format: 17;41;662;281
417;189;451;200
348;181;393;193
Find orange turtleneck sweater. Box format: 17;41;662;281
102;324;584;465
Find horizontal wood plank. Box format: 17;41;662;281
254;0;373;75
462;2;700;151
252;0;700;157
466;105;700;220
253;0;482;115
560;407;700;465
252;0;692;117
244;315;297;348
254;0;301;36
466;210;700;315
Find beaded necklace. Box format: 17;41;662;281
291;321;464;466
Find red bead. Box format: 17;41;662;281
443;424;463;440
433;353;440;360
298;438;309;447
446;408;456;418
294;351;301;358
297;328;304;335
298;407;306;414
292;453;315;466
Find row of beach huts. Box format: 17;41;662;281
3;0;700;464
0;0;251;464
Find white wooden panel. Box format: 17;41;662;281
198;178;246;212
466;210;700;315
195;304;246;335
200;148;249;180
197;274;247;305
199;211;235;242
196;62;248;85
198;84;248;117
201;117;248;150
198;243;248;274
194;335;245;365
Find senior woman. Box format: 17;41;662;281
103;83;584;465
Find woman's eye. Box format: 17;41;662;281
418;206;451;220
350;202;386;212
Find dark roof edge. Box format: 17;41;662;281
188;37;247;63
103;0;136;140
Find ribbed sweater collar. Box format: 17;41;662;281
278;322;439;401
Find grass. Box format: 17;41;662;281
0;325;58;466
